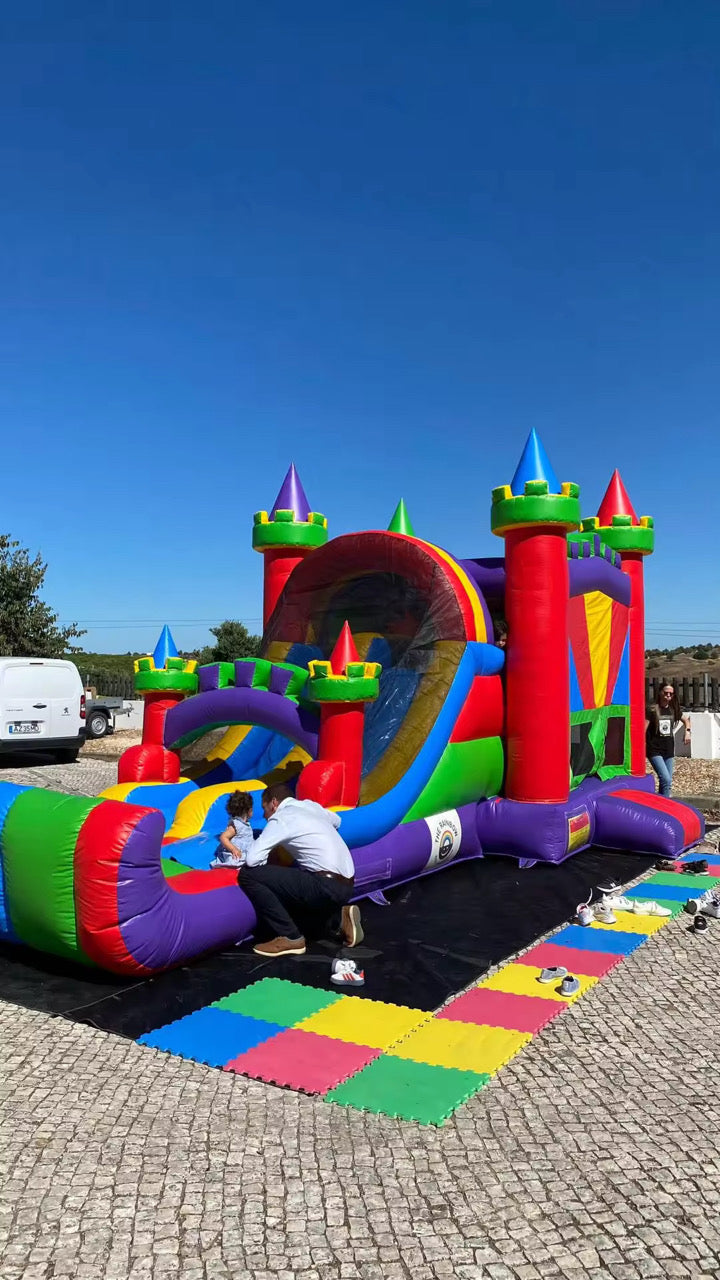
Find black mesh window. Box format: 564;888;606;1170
571;722;595;780
604;716;626;767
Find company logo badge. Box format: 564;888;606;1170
423;810;462;869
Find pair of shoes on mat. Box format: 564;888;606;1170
684;890;720;919
331;959;365;986
656;857;708;874
537;968;579;997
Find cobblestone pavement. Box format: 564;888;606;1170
2;762;720;1279
0;756;117;797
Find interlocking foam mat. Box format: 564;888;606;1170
136;852;711;1124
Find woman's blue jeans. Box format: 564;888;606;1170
649;755;674;797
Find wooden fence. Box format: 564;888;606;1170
79;672;136;700
646;674;720;711
79;669;720;709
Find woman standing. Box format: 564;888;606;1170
645;681;691;797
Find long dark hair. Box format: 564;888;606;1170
654;680;681;723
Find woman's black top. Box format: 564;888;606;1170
645;705;678;760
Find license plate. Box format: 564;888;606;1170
8;722;40;735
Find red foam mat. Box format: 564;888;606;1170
437;986;563;1034
224;1027;380;1094
514;941;624;978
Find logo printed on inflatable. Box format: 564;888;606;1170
424;810;462;869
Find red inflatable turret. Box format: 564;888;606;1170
117;626;198;785
297;622;381;809
492;430;581;804
583;471;654;777
252;464;328;626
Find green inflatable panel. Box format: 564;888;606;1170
2;789;100;964
404;737;504;822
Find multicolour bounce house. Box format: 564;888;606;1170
0;432;704;974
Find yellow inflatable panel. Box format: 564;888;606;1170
100;780;192;802
167;780;264;840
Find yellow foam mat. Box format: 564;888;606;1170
591;912;668;936
477;964;598;1003
297;997;432;1050
388;1019;530;1074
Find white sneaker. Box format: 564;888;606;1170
331;960;365;986
577;899;594;926
701;894;720;919
593;903;616;924
603;895;634;912
632;900;672;917
685;889;716;915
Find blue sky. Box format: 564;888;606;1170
1;1;719;654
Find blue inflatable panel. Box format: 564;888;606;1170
198;787;266;841
0;783;30;940
138;1007;283;1067
124;780;196;825
285;642;322;666
552;925;645;955
165;833;220;870
251;733;296;779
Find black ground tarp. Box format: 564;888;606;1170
0;847;656;1038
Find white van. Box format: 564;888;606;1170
0;658;86;762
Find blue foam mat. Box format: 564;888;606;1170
138;1006;284;1067
552;925;645;955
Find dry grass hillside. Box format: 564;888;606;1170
646;652;720;681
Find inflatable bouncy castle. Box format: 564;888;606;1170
0;433;704;973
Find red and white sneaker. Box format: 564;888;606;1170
331;960;365;986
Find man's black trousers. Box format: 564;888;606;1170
237;865;352;941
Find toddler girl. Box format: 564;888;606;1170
210;792;254;869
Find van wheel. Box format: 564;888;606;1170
55;749;79;764
87;711;109;738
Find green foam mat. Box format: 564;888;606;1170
648;872;720;890
213;978;343;1026
326;1054;490;1125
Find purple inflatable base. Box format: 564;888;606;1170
110;776;702;974
474;773;702;867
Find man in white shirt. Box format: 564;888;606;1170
237;783;363;957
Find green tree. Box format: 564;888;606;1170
0;535;84;656
196;620;262;666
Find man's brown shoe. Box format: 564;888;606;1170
253;936;306;957
341;905;363;948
